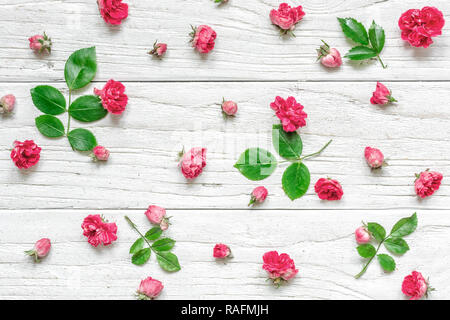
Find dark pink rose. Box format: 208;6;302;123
10;140;41;169
97;0;128;25
364;146;385;169
191;25;217;53
213;243;231;259
222;100;238;116
249;186;268;206
270;3;305;33
270;96;307;132
93;146;110;161
81;214;118;247
137;277;163;300
262;251;298;286
314;178;343;201
28;33;52;54
415;170;443;198
94;79;128;115
0;94;15;114
402;271;430;300
25;238;51;262
370;82;396;105
180;147;207;179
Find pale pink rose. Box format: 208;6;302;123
249;186;268;206
221;100;238;116
364;146;385;169
180;147;207;179
355;226;371;244
402;271;430;300
28;33;52;54
137;277;164;300
149;42;167;57
145;205;166;224
415;170;443;198
25;238;51;262
262;251;298;286
317;41;342;68
0;94;16;114
190;25;217;53
270;3;305;33
93;146;110;161
370;82;396;105
213;243;232;259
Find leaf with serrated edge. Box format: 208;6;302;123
234;148;277;181
282;162;310;200
367;222;386;242
131;248;151;266
357;244;376;258
390;213;418;238
384;238;409;255
152;238;176;252
64;47;97;90
272;124;302;160
30;85;66;115
345;46;378;60
35;115;65;138
145;227;162;241
156;251;181;272
129;238;145;254
69;95;107;122
368;20;385;53
67;128;97;151
377;254;396;272
338;17;369;45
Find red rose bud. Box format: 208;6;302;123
370;82;396;105
0;94;15;114
402;271;433;300
93;145;110;161
28;33;52;54
414;170;443;198
25;238;51;262
314;178;343;201
149;41;167;57
317;41;342;68
137;277;164;300
249;186;268;206
364;146;385;169
221;99;238;116
355;226;371;244
190;25;217;54
10;140;41;169
213;243;232;259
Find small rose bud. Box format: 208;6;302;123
149;41;167;57
145;205;170;230
29;33;52;54
317;41;342;68
370;82;396;105
355;226;371;244
221;99;238;116
25;238;51;262
213;243;232;259
0;94;15;114
249;186;268;206
93;145;110;161
364;146;385;169
137;277;164;300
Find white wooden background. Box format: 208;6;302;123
0;0;449;300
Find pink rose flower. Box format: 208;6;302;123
414;170;443;198
364;146;385;169
81;214;118;247
97;0;128;25
180;147;207;179
262;251;298;286
317;41;342;68
213;243;232;259
94;79;128;115
355;226;371;244
370;82;396;105
221;100;238;116
270;3;305;34
270;96;307;132
144;205;170;230
25;238;51;262
402;271;431;300
137;277;164;300
190;25;217;54
249;186;268;206
28;33;52;54
10;140;41;169
399;7;445;48
314;178;343;201
93;146;110;161
0;94;16;114
149;41;167;57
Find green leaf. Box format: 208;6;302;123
131;248;151;265
35;115;65;138
156;251;181;272
67;128;97;151
129;238;145;254
234;148;277;181
281;162;310;200
344;46;378;60
145;227;162;241
390;213;418;238
357;243;376;258
384;238;409;255
368;20;385;53
337;17;369;45
272;124;303;160
69;95;107;122
377;254;396;272
30;85;66;115
367;222;386;242
64;47;97;90
152;238;176;252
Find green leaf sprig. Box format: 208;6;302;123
125;216;181;272
31;47;109;153
234;124;332;200
337;18;386;68
355;213;418;279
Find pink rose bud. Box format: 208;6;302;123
317;41;342;68
213;243;232;259
137;277;164;300
249;186;268;206
364;146;385;169
93;145;110;161
190;25;217;54
270;3;305;35
0;94;15;114
180;147;207;179
355;226;371;244
370;82;397;105
145;205;170;230
29;33;52;54
221;99;238;116
149;41;167;57
402;271;433;300
25;238;51;262
415;170;443;199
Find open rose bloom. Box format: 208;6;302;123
10;140;41;169
270;96;307;132
25;238;51;262
262;251;298;286
94;79;128;115
414;170;443;198
399;7;445;48
317;41;342;68
402;271;433;300
137;277;164;300
190;25;217;54
0;94;15;114
97;0;128;25
180;147;207;179
270;3;305;35
314;178;343;201
370;82;396;105
213;243;232;259
81;214;118;247
145;205;170;231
